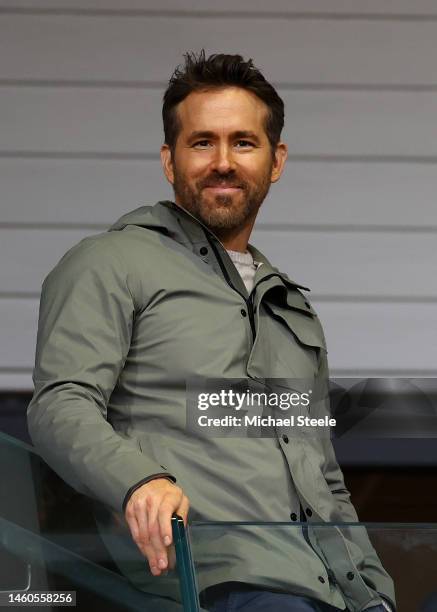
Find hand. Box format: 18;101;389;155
124;478;189;576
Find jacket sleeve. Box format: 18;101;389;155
27;236;176;514
317;349;396;610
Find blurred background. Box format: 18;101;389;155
1;0;437;517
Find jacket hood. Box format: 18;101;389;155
108;202;171;233
107;200;216;253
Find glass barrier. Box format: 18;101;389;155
2;429;437;612
188;521;437;612
0;431;207;611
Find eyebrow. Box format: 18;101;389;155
188;130;261;143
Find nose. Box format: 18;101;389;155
210;143;236;174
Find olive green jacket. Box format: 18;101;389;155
27;200;395;611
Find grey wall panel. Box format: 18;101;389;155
2;1;437;15
1;228;98;294
284;91;437;157
0;372;32;392
2;299;435;386
251;229;435;298
0;299;38;370
1;15;437;85
0;159;172;225
316;301;437;374
2;158;437;228
2;88;437;156
260;163;437;228
0;87;160;153
3;228;435;297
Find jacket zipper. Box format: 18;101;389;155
204;234;256;342
246;298;256;341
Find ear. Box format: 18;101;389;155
270;142;288;183
160;144;175;185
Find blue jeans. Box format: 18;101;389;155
201;582;386;611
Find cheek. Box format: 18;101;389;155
241;157;271;179
181;161;210;184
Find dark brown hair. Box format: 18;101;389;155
162;50;284;157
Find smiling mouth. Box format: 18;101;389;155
204;186;242;191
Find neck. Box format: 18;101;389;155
213;219;256;252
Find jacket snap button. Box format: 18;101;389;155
199;246;208;256
346;572;355;581
282;434;289;444
318;576;325;584
305;508;313;517
290;512;297;521
240;309;247;317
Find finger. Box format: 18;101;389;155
131;499;162;574
141;542;163;576
177;495;190;527
125;509;140;543
166;495;189;571
134;498;150;547
158;488;183;548
126;505;159;572
147;494;169;573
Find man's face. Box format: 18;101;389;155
161;86;287;235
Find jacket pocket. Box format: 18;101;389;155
258;299;327;385
264;299;327;354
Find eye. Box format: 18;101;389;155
193;140;211;148
235;140;255;148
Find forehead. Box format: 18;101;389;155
176;86;268;136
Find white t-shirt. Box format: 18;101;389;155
226;248;261;294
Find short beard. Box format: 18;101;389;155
172;165;273;234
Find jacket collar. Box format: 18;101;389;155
109;200;310;295
157;201;310;293
246;243;310;293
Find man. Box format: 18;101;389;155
27;51;395;611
